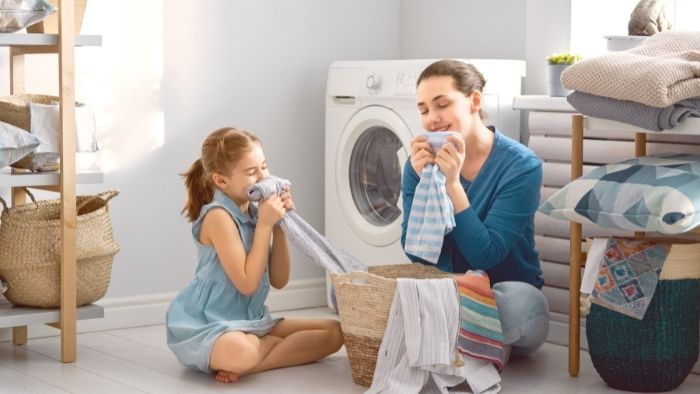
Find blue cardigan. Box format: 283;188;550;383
401;128;544;288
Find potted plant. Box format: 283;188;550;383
546;52;582;97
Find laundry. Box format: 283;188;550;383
248;176;367;274
404;164;455;263
366;278;501;394
455;270;507;371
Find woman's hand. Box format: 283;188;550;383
435;134;466;186
280;187;295;211
410;135;434;174
258;194;286;228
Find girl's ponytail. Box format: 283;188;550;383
181;158;212;222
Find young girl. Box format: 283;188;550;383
166;127;343;383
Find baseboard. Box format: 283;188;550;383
0;277;327;342
546;313;700;375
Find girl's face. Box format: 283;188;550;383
214;143;269;205
416;75;478;135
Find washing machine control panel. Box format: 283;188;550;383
364;72;419;97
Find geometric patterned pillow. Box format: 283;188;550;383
539;153;700;234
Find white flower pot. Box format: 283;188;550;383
547;64;571;97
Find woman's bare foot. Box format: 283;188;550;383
215;370;239;383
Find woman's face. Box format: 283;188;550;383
215;143;270;205
416;75;476;134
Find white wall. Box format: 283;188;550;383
0;0;399;302
0;0;571;309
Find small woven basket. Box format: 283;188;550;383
586;242;700;392
0;190;119;308
0;94;62;171
332;263;454;386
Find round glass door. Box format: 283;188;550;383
349;126;402;226
336;105;411;246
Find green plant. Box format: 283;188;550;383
547;53;582;65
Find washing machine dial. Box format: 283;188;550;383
365;74;382;91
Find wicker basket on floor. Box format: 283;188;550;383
332;263;454;386
0;190;120;308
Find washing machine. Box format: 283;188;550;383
325;59;525;305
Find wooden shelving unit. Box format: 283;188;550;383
0;1;103;363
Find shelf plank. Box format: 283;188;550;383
0;302;103;328
0;170;102;187
586;116;700;135
513;95;575;112
0;33;100;47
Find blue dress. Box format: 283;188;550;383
166;190;281;372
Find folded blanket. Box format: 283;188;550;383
561;31;700;108
567;91;700;132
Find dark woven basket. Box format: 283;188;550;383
586;279;700;392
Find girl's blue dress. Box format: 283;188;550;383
166;190;281;372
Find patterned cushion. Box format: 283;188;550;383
539;154;700;234
0;120;40;168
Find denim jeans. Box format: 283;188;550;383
492;281;550;356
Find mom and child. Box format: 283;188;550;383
165;59;549;383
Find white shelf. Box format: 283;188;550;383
0;300;103;328
0;33;101;47
586;116;700;136
513;95;575;112
0;170;103;187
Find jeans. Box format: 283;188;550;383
492;281;550;356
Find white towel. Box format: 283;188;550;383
247;176;366;274
404;164;455;264
366;278;501;394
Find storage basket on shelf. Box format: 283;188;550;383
0;94;65;172
586;242;700;392
0;189;120;308
332;263;454;386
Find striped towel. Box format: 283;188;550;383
404;164;455;263
456;270;507;371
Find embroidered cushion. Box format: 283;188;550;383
539;154;700;234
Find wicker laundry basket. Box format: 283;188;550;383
586;242;700;392
332;263;455;386
0;94;76;172
0;190;119;308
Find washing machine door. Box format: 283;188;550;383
336;105;412;247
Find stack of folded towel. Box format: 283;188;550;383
561;31;700;131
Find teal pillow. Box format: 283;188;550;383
539;154;700;234
0;121;40;168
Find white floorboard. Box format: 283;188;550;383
0;307;698;393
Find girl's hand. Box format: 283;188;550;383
410;135;434;174
435;134;466;186
280;187;295;211
258;194;286;228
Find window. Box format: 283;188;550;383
571;0;699;58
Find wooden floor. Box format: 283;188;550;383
0;307;698;393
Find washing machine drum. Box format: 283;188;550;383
349;126;403;226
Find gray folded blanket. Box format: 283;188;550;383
567;91;700;132
247;176;366;274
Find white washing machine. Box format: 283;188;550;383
325;59;525;306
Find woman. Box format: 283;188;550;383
401;59;549;356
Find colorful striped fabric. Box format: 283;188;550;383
404;164;455;263
455;270;507;371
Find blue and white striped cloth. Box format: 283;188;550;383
404;164;455;263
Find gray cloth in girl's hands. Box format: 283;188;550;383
567;91;700;132
247;176;367;274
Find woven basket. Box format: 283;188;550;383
0;94;63;171
0;190;119;308
332;263;454;386
586;242;700;392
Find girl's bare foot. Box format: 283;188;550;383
215;370;239;383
